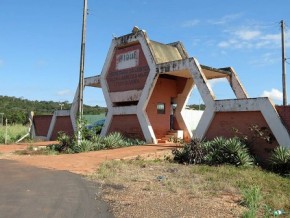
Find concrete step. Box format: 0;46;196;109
157;139;167;143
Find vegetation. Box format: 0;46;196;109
172;137;254;167
92;159;290;217
0;124;28;144
241;186;262;218
0;95;107;125
16;131;146;155
270;146;290;176
187;103;205;110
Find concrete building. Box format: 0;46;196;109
32;27;290;160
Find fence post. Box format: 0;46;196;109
5;119;8;144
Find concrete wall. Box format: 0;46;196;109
146;77;177;138
276;105;290;133
183;109;204;133
31;111;74;141
205;111;279;161
106;43;149;93
108;114;145;140
50;116;74;140
33;115;53;136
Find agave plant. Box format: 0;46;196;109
172;137;206;164
204;137;227;165
203;137;253;167
74;140;95;153
103;132;125;149
223;137;253;166
270;146;290;175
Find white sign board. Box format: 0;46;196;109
116;50;139;70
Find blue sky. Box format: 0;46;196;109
0;0;289;107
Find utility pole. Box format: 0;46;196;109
281;20;287;106
59;103;64;110
77;0;88;145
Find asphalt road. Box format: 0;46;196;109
0;160;113;218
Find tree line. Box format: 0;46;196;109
0;95;107;125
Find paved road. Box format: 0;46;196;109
0;160;113;218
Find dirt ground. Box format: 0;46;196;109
0;141;176;175
0;142;247;217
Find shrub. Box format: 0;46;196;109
172;137;253;167
56;131;75;152
270;146;290;176
172;137;206;164
102;132;125;149
73;140;95;153
205;137;254;167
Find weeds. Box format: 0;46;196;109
0;124;28;144
92;159;290;217
241;186;262;218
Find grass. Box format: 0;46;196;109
91;159;290;217
0;124;28;144
83;114;105;125
14;145;59;155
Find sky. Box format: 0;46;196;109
0;0;290;108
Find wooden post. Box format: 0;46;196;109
5;119;8;144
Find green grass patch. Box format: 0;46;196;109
0;124;28;144
83;114;105;125
14;145;59;155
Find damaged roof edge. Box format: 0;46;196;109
200;65;232;76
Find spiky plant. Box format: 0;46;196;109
223;138;253;166
270;146;290;175
172;137;206;164
103;132;125;149
204;137;227;165
204;137;253;167
74;140;94;153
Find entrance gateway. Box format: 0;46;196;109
32;27;290;161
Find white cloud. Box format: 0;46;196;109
208;13;243;25
218;41;230;48
57;89;74;96
217;26;283;50
182;19;200;28
250;52;279;66
261;88;283;101
234;30;261;40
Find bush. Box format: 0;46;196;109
52;131;146;154
172;137;253;167
270;146;290;176
205;137;254;167
56;131;75;152
73;140;95;153
172;138;206;164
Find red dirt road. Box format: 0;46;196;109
0;142;177;175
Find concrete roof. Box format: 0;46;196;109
149;40;184;64
149;38;232;80
200;65;231;80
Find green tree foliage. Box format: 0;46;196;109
186;104;206;110
0;95;107;125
